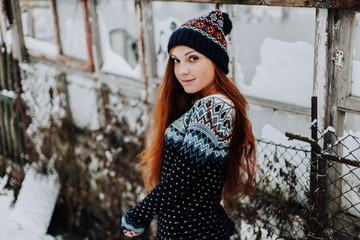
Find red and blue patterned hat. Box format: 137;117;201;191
167;10;232;74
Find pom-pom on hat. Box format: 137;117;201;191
167;10;233;74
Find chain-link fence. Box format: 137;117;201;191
317;129;360;239
233;139;311;239
233;128;360;240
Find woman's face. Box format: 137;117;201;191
171;45;216;96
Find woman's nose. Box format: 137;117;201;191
179;64;190;75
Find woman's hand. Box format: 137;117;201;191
123;229;141;237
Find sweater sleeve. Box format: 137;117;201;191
121;97;234;234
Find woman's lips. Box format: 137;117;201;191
182;79;195;83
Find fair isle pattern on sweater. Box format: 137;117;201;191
121;95;236;240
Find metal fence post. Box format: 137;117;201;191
310;96;327;239
309;96;316;238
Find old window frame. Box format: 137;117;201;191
20;0;94;71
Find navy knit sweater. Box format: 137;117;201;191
121;95;236;239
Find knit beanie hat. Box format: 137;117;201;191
167;10;233;74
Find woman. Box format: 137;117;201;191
121;10;257;239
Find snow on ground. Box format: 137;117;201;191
260;124;310;202
0;168;60;240
24;37;58;57
237;220;279;240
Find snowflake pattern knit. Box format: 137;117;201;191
121;95;236;240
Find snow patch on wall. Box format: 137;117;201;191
20;63;67;155
97;11;141;79
107;89;149;139
0;89;16;99
24;37;58;57
236;38;313;108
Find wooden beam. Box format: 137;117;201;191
339;96;360;114
81;0;94;72
313;8;328;135
10;0;27;62
0;46;6;89
135;0;156;104
245;95;311;116
49;0;62;55
324;8;356;233
0;0;9;45
86;0;103;74
27;49;93;72
153;0;360;10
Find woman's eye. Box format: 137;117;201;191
189;56;199;62
173;58;180;64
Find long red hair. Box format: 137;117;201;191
138;55;257;205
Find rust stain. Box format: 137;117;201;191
325;30;328;48
50;0;62;55
82;0;94;72
331;0;360;9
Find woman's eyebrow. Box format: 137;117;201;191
171;50;196;58
185;51;196;56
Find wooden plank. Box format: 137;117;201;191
0;21;2;45
12;58;25;162
10;0;27;62
3;103;11;156
324;8;356;228
335;12;356;108
15;111;24;161
153;0;360;10
0;0;8;45
245;95;311;116
135;0;156;104
86;0;103;73
28;55;147;93
81;0;94;72
50;0;63;55
6;51;14;91
340;96;360;114
0;46;6;89
313;8;328;136
0;103;5;155
27;49;93;71
7;103;16;160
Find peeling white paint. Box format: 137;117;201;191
313;8;328;135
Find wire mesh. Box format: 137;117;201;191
235;132;360;240
318;130;360;239
234;139;311;240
